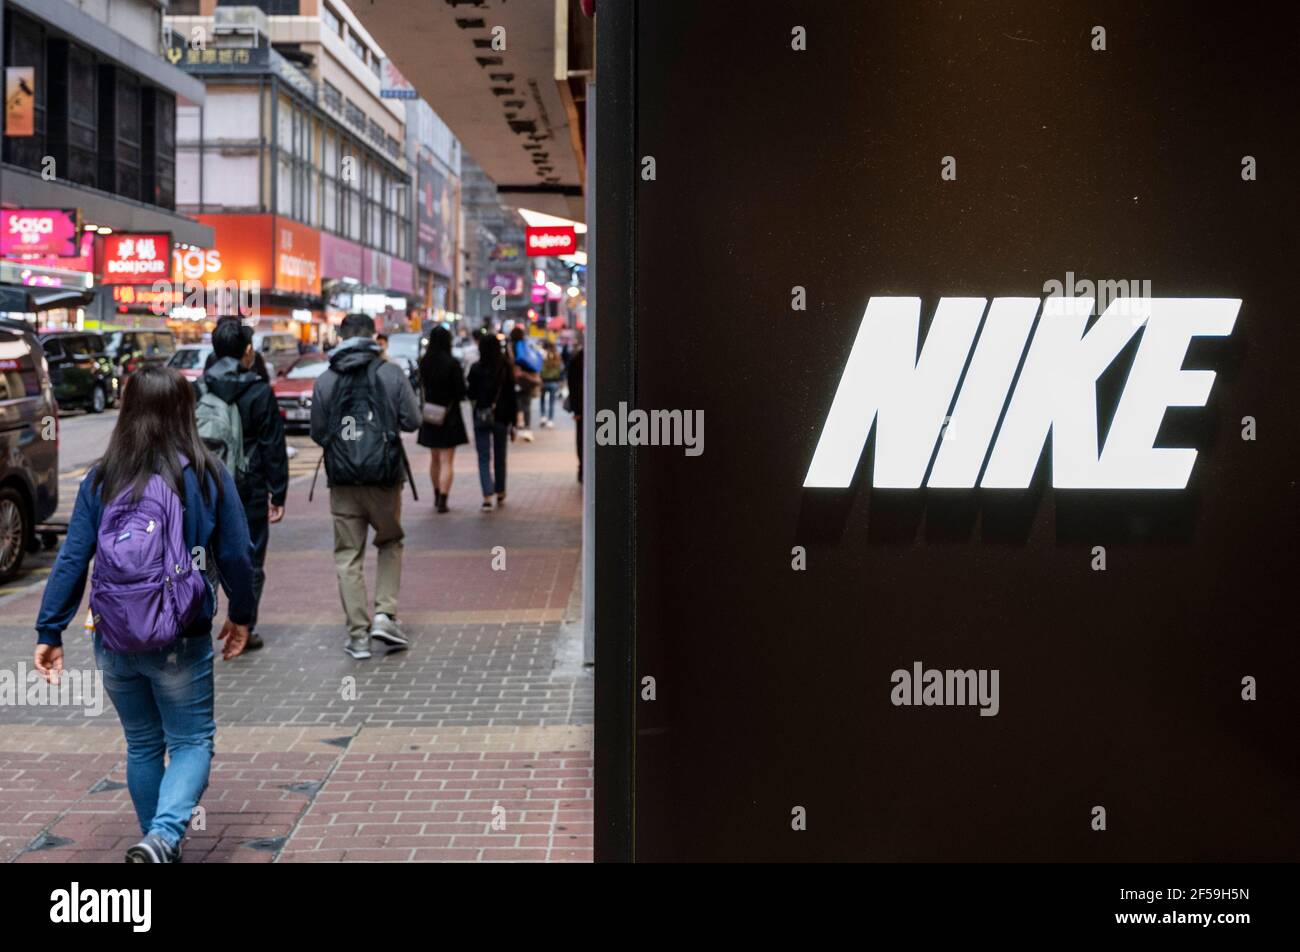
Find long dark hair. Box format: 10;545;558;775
419;325;453;378
476;330;510;387
94;366;223;504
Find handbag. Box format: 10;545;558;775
475;376;503;427
422;401;448;426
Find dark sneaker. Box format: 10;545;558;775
370;613;409;649
245;632;264;651
344;635;372;660
125;833;180;864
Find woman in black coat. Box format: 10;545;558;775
465;330;518;511
417;325;469;513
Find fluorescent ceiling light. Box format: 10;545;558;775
517;207;587;234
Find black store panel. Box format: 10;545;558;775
599;1;1300;861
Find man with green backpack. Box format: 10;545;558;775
196;318;289;652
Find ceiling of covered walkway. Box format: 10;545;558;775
351;0;592;221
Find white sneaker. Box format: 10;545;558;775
520;429;535;442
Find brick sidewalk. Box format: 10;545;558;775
0;406;592;862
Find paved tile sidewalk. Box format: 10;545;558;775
0;407;592;862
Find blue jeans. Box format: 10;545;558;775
94;633;215;849
540;382;559;421
474;421;509;496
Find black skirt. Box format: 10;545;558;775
417;400;469;448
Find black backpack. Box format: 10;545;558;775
311;358;416;498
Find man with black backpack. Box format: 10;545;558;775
196;318;289;652
310;313;421;660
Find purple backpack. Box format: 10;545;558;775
90;473;207;652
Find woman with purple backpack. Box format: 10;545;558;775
32;365;256;863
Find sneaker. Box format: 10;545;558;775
125;833;180;864
496;492;507;508
481;497;494;511
370;613;410;649
519;429;535;442
344;635;372;659
245;632;264;651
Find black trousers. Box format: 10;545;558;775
575;415;583;482
244;506;269;632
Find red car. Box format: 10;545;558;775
272;354;329;430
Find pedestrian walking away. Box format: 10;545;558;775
417;324;469;513
195;318;288;652
310;313;421;660
510;325;542;441
467;329;518;511
33;366;255;864
539;340;563;428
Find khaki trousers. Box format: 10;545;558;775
330;485;404;637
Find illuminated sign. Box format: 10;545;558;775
1;209;80;257
804;296;1241;490
99;233;172;284
525;226;577;256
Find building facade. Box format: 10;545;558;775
165;1;430;340
0;0;213;332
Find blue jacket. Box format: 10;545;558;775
36;465;256;648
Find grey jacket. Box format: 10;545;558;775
310;337;421;446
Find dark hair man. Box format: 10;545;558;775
310;312;421;659
196;317;289;651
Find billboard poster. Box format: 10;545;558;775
3;67;34;137
417;155;456;278
380;59;418;99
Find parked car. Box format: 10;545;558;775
168;344;214;382
38;331;118;413
253;331;302;379
0;319;58;582
272;353;329;431
104;329;177;377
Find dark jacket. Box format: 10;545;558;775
36;465;255;647
466;359;518;425
199;356;289;508
419;349;466;407
310;337;421;445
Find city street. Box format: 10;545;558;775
0;406;592;863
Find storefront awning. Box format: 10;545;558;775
0;284;97;313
